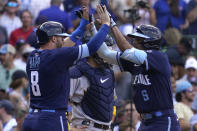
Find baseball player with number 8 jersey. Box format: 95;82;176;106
22;5;111;131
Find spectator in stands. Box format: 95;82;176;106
166;37;192;60
15;46;35;71
177;57;197;84
0;44;18;91
63;0;77;12
177;38;193;56
166;46;185;81
171;74;178;104
26;15;48;49
107;0;134;24
18;0;31;12
0;89;9;100
14;108;27;131
0;99;17;131
9;10;33;46
164;28;182;47
13;40;30;71
38;0;73;33
181;0;197;34
113;101;140;131
135;0;157;26
29;0;65;21
0;26;8;46
174;81;195;131
9;70;29;115
0;0;7;15
0;0;22;37
14;39;29;60
190;77;197;93
191;94;197;131
153;0;187;32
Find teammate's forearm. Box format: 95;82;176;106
97;42;119;65
111;26;132;52
70;18;89;43
87;24;109;55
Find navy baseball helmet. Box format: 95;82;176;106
36;21;70;45
127;24;162;50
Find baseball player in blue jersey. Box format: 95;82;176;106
22;5;111;131
69;55;115;131
94;17;181;130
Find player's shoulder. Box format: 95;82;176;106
69;65;83;78
146;49;167;58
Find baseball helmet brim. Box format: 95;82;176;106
55;33;71;37
127;32;150;39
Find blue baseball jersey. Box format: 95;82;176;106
26;47;80;110
119;50;173;113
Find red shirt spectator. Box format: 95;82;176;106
9;10;33;46
9;27;33;46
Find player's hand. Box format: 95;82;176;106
82;6;89;21
96;5;110;26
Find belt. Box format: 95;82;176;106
140;109;175;120
29;108;66;113
72;102;80;106
94;123;110;130
82;120;110;130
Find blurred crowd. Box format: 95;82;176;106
0;0;197;131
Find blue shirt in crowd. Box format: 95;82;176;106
154;0;186;32
184;0;197;35
38;5;73;32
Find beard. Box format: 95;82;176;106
186;95;193;102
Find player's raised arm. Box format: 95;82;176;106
63;6;90;46
91;11;147;65
111;22;132;52
86;5;110;55
77;5;110;59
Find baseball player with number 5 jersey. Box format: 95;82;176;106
95;15;181;130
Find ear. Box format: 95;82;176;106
51;36;57;42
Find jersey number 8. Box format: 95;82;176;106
31;71;41;96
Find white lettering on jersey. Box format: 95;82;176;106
133;74;151;85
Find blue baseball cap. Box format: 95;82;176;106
176;81;192;93
0;44;16;54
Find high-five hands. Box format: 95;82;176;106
96;5;110;26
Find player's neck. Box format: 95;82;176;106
40;42;55;50
87;58;101;68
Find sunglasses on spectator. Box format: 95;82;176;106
7;2;18;7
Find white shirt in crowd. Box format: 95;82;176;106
0;13;22;37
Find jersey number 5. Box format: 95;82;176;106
31;71;41;96
141;89;149;101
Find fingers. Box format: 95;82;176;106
103;5;107;14
82;6;88;15
96;4;104;16
82;6;89;21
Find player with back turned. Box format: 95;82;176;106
94;13;181;130
22;5;110;131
